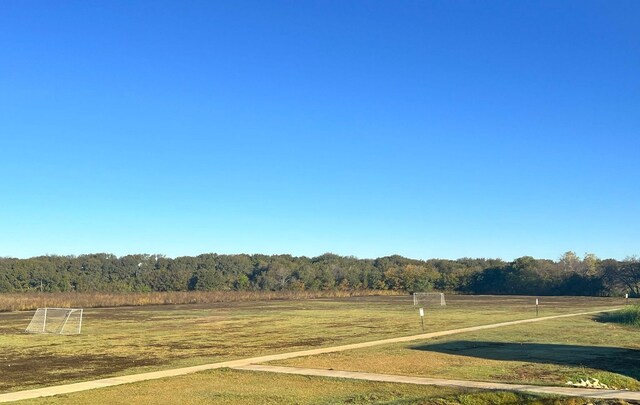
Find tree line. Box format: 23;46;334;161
0;251;638;297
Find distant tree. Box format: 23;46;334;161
618;257;640;297
582;253;600;276
234;273;250;290
559;251;581;272
188;267;226;291
402;264;438;292
466;266;511;294
0;252;635;297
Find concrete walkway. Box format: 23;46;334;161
0;308;625;403
236;364;640;402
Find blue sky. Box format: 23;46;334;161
1;1;638;261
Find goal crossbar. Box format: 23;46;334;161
413;292;446;306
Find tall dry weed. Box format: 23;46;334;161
0;290;402;312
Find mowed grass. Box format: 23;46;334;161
0;295;628;395
273;311;640;390
15;368;628;405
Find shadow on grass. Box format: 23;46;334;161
411;341;640;381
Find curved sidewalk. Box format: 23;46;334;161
236;364;640;402
0;308;624;403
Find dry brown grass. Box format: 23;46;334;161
0;289;402;312
0;295;626;394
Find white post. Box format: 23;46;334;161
42;308;47;332
419;307;425;332
78;309;83;334
59;311;72;334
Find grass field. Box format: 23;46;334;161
15;368;626;405
0;294;636;404
274;315;640;391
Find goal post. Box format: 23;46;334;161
25;308;83;335
413;292;446;306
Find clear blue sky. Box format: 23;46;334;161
1;1;638;261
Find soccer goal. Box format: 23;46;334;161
25;308;83;335
413;292;446;306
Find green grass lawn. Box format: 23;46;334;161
0;294;631;402
14;368;627;405
273;313;640;390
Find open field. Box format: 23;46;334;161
14;368;628;405
0;294;636;403
273;314;640;391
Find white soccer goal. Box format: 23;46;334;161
413;292;446;306
25;308;83;335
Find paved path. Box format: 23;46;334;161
236;364;640;402
0;308;624;403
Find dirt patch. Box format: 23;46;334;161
499;363;564;384
0;353;160;392
260;337;331;350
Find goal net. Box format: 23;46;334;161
25;308;83;335
413;292;446;306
